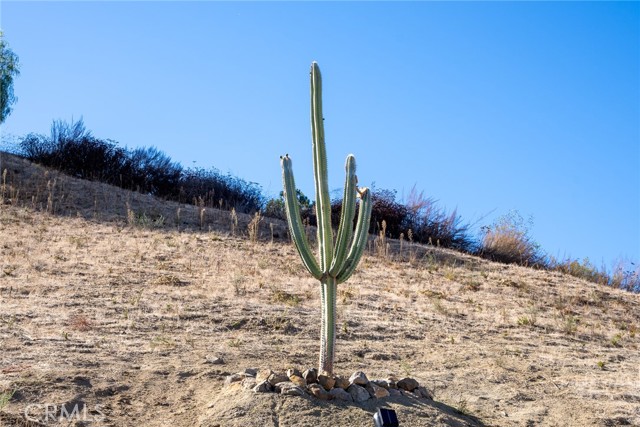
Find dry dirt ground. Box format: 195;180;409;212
1;152;639;427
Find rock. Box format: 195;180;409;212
205;356;225;365
366;382;390;399
388;388;402;397
253;380;273;393
416;386;433;400
224;373;244;385
287;368;302;379
317;372;336;391
347;384;371;402
308;383;332;400
289;374;306;387
371;379;392;389
242;368;258;377
256;369;273;383
242;377;257;390
349;371;369;386
283;386;306;397
268;372;289;386
329;387;353;402
273;382;286;393
397;377;419;392
333;376;350;390
277;382;306;397
235;367;418;402
302;368;318;384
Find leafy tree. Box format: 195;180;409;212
0;31;20;124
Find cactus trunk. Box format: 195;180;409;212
319;276;337;374
280;62;372;375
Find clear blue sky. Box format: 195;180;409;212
1;1;638;270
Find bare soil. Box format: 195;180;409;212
1;152;639;426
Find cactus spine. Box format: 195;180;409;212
280;62;372;375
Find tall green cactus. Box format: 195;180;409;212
280;62;372;375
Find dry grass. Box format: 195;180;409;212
0;152;639;426
481;225;540;266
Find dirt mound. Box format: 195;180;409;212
0;153;638;426
200;383;478;427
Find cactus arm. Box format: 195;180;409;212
281;155;323;280
336;187;373;284
310;62;334;271
329;155;357;276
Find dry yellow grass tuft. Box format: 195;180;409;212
0;152;639;426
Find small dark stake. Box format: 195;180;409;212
373;408;399;427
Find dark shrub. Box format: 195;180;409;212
404;188;476;252
332;187;408;237
330;185;476;252
126;146;183;197
410;207;475;252
17;118;265;214
19;118;129;185
265;190;313;221
264;197;286;220
369;188;409;237
179;167;264;214
18;132;52;161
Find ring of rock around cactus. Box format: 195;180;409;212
222;366;434;402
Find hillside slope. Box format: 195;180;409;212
1;152;639;426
